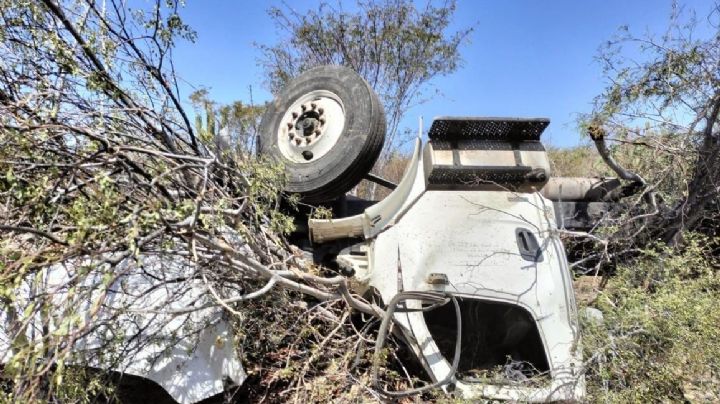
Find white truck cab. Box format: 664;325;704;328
307;117;585;401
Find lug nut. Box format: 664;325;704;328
314;129;321;136
301;104;307;111
292;112;298;119
319;118;326;125
287;122;293;129
311;103;317;110
295;138;302;145
306;138;312;144
318;107;324;115
289;133;295;139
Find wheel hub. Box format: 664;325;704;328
276;90;345;163
296;112;320;137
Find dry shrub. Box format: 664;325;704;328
582;234;720;402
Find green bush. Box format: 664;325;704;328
582;234;720;402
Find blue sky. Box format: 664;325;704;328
171;0;714;148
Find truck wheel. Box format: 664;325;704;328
257;65;386;203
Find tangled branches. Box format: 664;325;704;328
565;2;720;277
0;1;388;401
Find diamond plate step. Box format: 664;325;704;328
428;117;550;141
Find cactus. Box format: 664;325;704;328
193;101;218;145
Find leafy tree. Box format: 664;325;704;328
569;1;720;275
258;0;473;160
0;1;386;401
576;4;720;399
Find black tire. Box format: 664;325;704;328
258;65;386;203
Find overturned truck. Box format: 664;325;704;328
1;65;631;403
254;65;630;401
